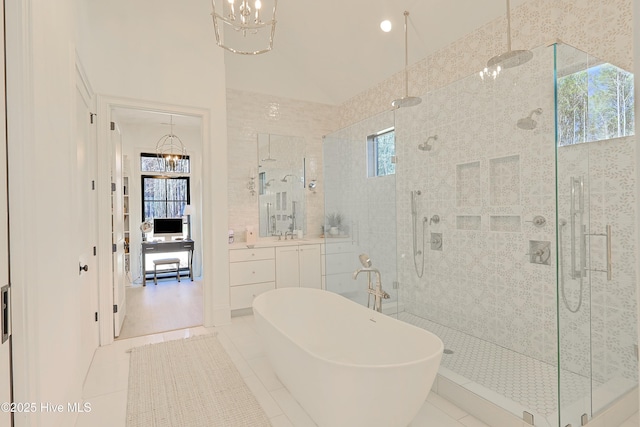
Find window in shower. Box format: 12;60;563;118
557;63;634;146
367;127;395;177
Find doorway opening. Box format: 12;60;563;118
109;106;204;340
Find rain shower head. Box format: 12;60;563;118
358;253;372;268
487;49;533;70
391;11;422;109
418;135;437;151
517;108;543;130
392;96;422;109
484;0;532;73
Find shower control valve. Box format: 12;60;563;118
430;233;443;251
526;215;546;228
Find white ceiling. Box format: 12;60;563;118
223;0;529;105
113;1;529;127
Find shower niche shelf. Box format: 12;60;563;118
490;215;521;232
456;216;481;231
456;161;481;207
490;155;520;206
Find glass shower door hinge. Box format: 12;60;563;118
391;155;397;164
523;411;534;425
392;281;399;289
581;413;588;425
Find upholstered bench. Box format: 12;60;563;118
151;258;181;285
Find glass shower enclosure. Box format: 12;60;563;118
323;42;637;427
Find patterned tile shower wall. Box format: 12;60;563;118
334;0;633;132
395;45;559;365
226;89;337;240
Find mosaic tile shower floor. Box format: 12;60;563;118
398;312;600;422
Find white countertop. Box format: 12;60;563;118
228;235;350;250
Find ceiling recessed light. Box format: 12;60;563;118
380;20;392;32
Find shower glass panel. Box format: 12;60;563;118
323;110;399;313
394;44;560;425
556;43;638;426
322;41;638;427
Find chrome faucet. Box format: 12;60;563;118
353;254;390;313
284;230;294;240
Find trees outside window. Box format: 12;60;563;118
367;128;395;177
558;63;634;146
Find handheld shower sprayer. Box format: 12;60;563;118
411;190;426;278
411;190;420;215
359;253;372;268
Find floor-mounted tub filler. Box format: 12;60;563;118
253;288;444;427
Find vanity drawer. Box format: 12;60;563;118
230;247;275;262
230;259;275;286
230;282;275;310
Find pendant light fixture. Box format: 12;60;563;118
155;116;186;172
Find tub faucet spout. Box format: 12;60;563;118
352;267;388;313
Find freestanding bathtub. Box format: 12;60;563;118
252;288;444;427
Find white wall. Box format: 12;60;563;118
77;0;231;326
6;0;85;425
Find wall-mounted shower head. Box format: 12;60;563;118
517;108;543;130
358;253;372;268
418;135;438;151
281;174;295;182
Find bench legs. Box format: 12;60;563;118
152;261;181;285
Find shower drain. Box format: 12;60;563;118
443;349;454;355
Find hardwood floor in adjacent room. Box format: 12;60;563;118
117;277;203;340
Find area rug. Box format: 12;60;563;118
126;334;271;427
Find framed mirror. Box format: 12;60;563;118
257;133;306;237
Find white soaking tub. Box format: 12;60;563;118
252;288;443;427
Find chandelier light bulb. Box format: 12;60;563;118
211;0;278;54
380;20;392;32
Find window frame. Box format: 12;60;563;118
367;127;396;178
140;175;191;222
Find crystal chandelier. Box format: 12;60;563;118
156;116;186;173
211;0;278;55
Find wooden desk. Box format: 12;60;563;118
141;239;194;286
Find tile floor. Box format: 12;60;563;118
75;313;639;427
75;314;494;427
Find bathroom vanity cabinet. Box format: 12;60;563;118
229;247;276;310
275;244;322;289
228;240;323;311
